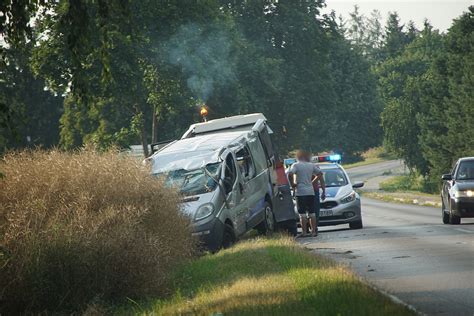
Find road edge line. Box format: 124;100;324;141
362;278;425;316
302;243;424;315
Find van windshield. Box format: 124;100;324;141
154;162;221;196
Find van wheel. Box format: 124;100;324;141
277;219;297;236
257;202;275;235
222;223;236;249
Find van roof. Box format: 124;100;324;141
150;130;248;173
182;113;266;138
160;130;246;156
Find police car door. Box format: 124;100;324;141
221;150;247;236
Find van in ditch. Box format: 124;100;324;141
148;113;296;251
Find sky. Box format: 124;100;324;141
323;0;472;32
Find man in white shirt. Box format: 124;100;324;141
288;150;325;237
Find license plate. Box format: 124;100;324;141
320;209;333;217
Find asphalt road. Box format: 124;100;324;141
300;160;474;316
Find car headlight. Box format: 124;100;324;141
454;190;474;198
195;203;215;221
341;191;356;204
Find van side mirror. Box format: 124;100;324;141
441;174;452;181
352;181;364;189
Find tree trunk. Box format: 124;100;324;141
141;124;149;158
151;105;158;144
138;110;149;158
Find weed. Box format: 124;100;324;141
0;149;196;314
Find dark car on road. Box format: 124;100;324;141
441;157;474;224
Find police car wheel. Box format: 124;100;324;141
349;219;363;229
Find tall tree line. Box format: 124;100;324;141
1;0;381;158
346;6;473;190
1;1;472;177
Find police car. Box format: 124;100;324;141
292;154;365;229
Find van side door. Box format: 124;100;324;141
252;120;277;194
238;136;271;230
222;152;248;236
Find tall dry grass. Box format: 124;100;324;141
0;149;196;314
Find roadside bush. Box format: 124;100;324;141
0;149;196;314
362;146;396;160
380;173;436;193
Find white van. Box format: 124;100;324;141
148;114;296;251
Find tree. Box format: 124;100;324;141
1;38;63;151
377;22;444;174
30;1;226;155
2;0;386;160
346;5;367;49
382;12;412;58
417;7;474;186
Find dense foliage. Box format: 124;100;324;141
1;2;473;181
374;8;473;190
1;0;381;158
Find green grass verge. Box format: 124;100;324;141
364;191;441;207
124;237;415;316
343;147;397;169
379;175;424;192
364;175;441;207
343;157;386;169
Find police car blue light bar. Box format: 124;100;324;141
329;154;342;161
313;154;342;163
284;158;296;168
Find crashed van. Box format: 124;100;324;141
148;113;296;251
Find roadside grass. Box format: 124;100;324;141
379;174;425;192
343;157;385;169
343;147;397;169
364;191;441;207
128;237;415;316
364;175;441;207
0;149;195;314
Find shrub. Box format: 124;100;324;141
0;149;196;314
379;173;436;193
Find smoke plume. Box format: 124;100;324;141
166;23;236;102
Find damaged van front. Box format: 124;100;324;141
148;114;296;251
150;141;232;251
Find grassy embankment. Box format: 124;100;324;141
364;174;441;207
128;237;415;316
343;147;397;169
1;149;416;315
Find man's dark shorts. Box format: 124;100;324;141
296;195;316;214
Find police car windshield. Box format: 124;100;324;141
456;160;474;180
154;162;221;196
322;169;348;187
